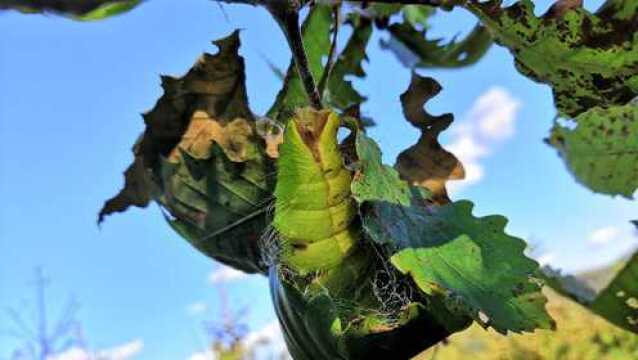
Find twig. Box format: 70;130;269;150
267;0;323;109
318;2;341;97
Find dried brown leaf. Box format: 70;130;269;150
395;74;464;203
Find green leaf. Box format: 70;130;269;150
382;22;492;69
547;102;638;198
100;31;275;273
0;0;143;20
269;267;346;360
466;0;638;117
402;5;435;27
267;5;332;123
75;0;142;21
269;265;466;359
387;201;554;334
351;132;553;334
543;249;638;334
591;250;638;334
350;133;412;207
324;15;373;111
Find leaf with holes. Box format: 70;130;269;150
324;15;373;111
591;250;638;333
352;132;553;334
547;102;638;198
382;20;492;69
466;0;638;117
100;31;275;273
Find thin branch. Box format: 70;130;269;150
267;1;323;109
318;2;341;97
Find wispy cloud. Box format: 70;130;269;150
47;339;143;360
588;226;622;246
208;266;248;285
186;301;208;316
446;87;521;194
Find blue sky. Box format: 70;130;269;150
0;0;636;359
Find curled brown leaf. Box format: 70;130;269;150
395;74;464;203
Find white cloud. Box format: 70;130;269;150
47;348;88;360
445;87;521;194
471;88;521;140
48;340;143;360
96;340;143;360
187;350;216;360
186;301;208;316
208;266;248;285
187;321;289;360
536;252;557;267
588;226;622;246
243;321;283;350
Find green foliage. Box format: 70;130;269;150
350;131;412;207
548;103;638;198
352;132;553;334
75;0;637;357
466;0;638;118
543;249;638;334
592;251;638;333
417;287;638;360
269;270;345;360
267;5;333;123
382;20;492;69
74;0;142;21
0;0;143;20
100;31;273;273
323;15;373;111
388;201;554;334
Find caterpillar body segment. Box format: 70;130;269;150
273;108;361;274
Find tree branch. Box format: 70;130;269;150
318;2;341;97
267;1;323;109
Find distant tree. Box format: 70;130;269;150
5;268;83;360
201;285;290;360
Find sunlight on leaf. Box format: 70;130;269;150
352;133;553;334
547;102;638;198
466;0;638;117
101;31;274;273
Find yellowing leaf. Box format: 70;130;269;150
256;117;284;159
101;31;273;274
169;111;257;163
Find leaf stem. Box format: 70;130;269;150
268;1;323;109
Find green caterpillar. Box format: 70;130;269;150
273;108;361;274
